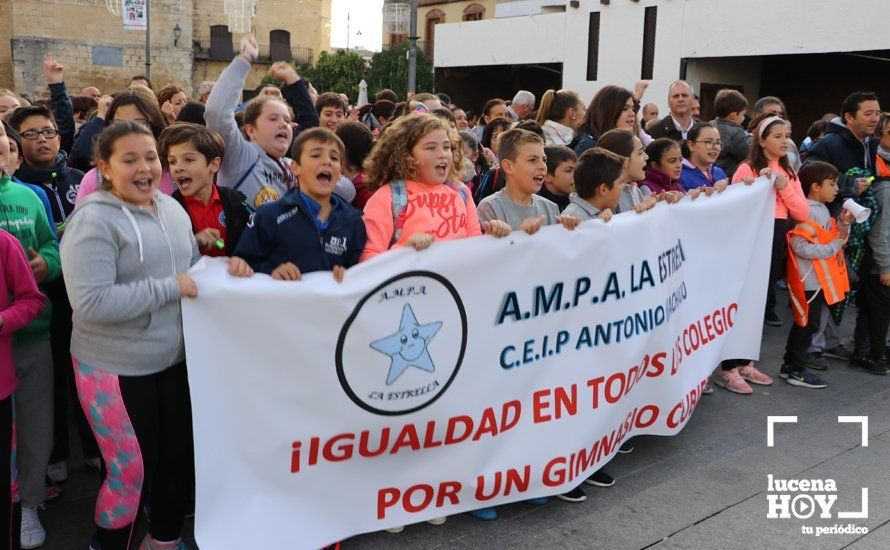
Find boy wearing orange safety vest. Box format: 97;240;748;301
782;161;853;388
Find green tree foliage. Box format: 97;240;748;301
256;45;433;103
367;43;434;101
302;50;368;103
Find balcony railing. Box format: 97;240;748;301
194;43;313;65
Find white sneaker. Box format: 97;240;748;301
46;461;68;484
426;516;447;526
21;507;46;549
385;525;405;533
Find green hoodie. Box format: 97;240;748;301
0;173;60;344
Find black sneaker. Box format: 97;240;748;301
764;311;783;327
618;441;634;454
557;486;587;503
779;364;793;379
850;355;890;375
823;344;853;361
806;352;829;371
585;469;615;487
785;370;828;388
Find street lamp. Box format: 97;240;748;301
173;24;182;47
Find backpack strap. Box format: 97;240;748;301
233;159;260;192
444;179;469;203
389;180;408;248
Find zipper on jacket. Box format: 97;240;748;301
153;206;184;368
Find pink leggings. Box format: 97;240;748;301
73;359;193;550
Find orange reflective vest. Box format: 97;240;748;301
878;155;890;178
786;219;850;327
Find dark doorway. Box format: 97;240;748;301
699;83;743;123
436;63;563;116
759;50;890;141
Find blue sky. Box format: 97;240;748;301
331;0;384;51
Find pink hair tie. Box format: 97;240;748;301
757;115;785;138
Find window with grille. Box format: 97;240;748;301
641;7;657;80
587;12;600;81
463;3;485;22
210;25;233;61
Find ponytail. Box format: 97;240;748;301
535;89;581;126
535;89;557;125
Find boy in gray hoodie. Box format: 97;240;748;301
782;161;852;387
205;35;354;207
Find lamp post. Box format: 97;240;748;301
145;0;151;80
407;0;418;95
173;24;182;47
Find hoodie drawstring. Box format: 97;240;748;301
120;205;145;263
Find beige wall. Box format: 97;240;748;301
0;0;331;100
193;0;331;63
5;1;195;99
383;0;497;47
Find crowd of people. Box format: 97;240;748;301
0;33;885;549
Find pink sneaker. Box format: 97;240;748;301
738;361;774;385
714;367;753;394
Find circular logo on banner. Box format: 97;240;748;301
336;271;467;416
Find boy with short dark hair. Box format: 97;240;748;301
159;123;253;257
477;128;581;234
8;104;84;230
230;127;366;282
537;145;576;211
562;147;625;221
315;92;347;132
782;161;850;386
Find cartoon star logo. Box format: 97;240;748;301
370;304;443;385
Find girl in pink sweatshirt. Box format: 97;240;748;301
714;113;808;395
0;228;45;548
361;113;510;262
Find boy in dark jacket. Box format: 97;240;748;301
231;128;366;282
8;105;84;232
159;123;253;257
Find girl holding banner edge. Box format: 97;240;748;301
61;121;200;550
714;114;809;394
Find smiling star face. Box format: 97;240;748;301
370;304;444;385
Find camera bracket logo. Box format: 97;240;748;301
336;271;467;416
765;416;869;537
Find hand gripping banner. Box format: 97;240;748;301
183;182;775;548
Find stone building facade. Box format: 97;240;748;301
0;0;331;100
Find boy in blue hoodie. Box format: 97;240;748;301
230;128;366;282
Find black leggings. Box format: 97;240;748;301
766;218;793;315
48;278;99;464
784;291;824;371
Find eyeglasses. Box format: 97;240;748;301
695;139;723;149
20;128;59;140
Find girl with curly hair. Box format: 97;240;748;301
360;113;509;263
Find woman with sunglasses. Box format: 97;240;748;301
679;123;729;191
571;85;641;156
73;90;172;207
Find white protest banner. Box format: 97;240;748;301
183;182;775;548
